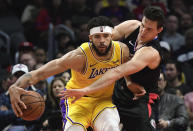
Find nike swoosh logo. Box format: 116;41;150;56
129;41;135;46
90;63;97;67
112;60;119;64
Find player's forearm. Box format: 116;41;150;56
84;69;122;94
15;72;39;89
14;73;34;89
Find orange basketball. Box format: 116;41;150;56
20;91;45;121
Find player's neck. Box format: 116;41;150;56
135;37;146;51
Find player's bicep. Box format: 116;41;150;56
112;27;124;40
58;48;85;71
113;48;154;77
34;48;84;79
113;20;141;40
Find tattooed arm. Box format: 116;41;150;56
9;48;86;117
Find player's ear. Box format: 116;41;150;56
158;27;163;34
89;35;92;42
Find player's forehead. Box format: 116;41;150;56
90;26;113;36
141;16;158;29
92;33;111;36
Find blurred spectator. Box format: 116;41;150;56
0;64;42;131
109;16;121;26
21;0;44;24
132;0;167;20
159;41;172;60
157;72;189;131
18;41;34;52
34;47;47;64
162;14;185;52
21;0;44;45
19;52;37;71
190;4;193;20
167;0;188;18
33;0;66;50
0;0;26;52
54;30;75;54
64;44;76;54
74;17;90;46
15;41;34;64
179;13;193;35
175;28;193;67
62;0;96;28
164;60;193;96
99;0;134;22
184;92;193;130
0;71;12;94
174;28;193;87
43;77;66;131
62;71;71;83
35;0;64;32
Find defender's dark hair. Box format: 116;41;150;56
143;6;165;28
87;16;114;30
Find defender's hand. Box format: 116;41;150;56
58;89;85;103
133;89;146;100
9;85;28;117
127;83;146;100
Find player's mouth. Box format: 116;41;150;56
98;46;106;49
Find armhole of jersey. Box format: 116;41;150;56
79;47;88;75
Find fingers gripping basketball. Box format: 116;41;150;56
20;91;45;121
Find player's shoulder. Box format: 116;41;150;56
138;46;160;58
124;20;141;26
65;47;85;60
116;20;141;28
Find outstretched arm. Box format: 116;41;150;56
61;47;161;101
9;48;85;117
12;48;85;89
112;20;141;40
85;47;160;93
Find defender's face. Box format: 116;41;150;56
89;33;112;56
139;16;163;43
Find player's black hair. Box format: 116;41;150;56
143;6;165;28
87;16;114;30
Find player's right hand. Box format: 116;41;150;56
9;85;28;117
58;89;86;103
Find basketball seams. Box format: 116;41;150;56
20;91;45;121
23;103;41;119
24;100;45;105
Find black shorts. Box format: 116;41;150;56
117;94;159;131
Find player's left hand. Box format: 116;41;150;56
58;89;85;103
133;89;146;100
127;83;146;100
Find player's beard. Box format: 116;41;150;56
92;41;112;56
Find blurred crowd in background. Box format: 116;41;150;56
0;0;193;131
